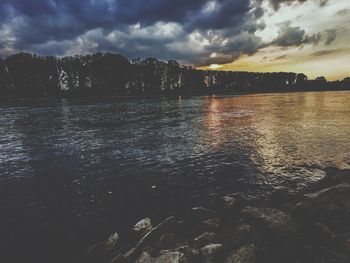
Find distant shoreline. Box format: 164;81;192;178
1;87;350;104
1;53;349;101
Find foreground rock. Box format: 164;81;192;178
242;207;293;236
84;167;350;263
135;251;187;263
293;183;350;226
120;216;181;262
226;244;256;263
106;232;120;251
134;218;153;237
200;244;225;263
194;232;218;248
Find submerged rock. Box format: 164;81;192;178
222;195;237;210
85;242;110;263
135;252;152;263
293;183;350;225
135;251;187;263
155;251;186;263
157;233;179;250
185;207;221;234
200;244;225;263
220;224;256;248
324;168;350;186
191;207;218;221
310;222;335;245
308;168;350;193
318;249;348;263
331;169;350;185
269;188;295;209
226;244;256;263
201;218;221;231
242;207;293;235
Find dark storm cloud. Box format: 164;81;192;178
267;0;328;10
0;0;334;65
0;0;264;64
271;22;307;46
186;0;250;31
268;22;336;48
268;0;306;11
114;0;204;24
324;29;337;45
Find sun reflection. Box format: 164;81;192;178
203;97;222;147
201;92;350;185
202;96;255;148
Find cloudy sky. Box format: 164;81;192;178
0;0;349;79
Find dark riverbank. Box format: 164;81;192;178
2;86;350;106
84;167;350;263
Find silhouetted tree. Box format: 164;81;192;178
0;52;349;99
88;52;130;96
58;55;88;95
295;73;308;84
4;53;60;98
315;76;327;82
0;58;12;96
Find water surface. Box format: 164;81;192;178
1;91;350;262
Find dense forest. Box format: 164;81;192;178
0;52;349;99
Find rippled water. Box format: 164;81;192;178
1;91;350;261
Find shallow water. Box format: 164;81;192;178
1;91;350;261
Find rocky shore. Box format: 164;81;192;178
84;168;350;263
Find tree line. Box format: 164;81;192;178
0;52;349;99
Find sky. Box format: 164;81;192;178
0;0;349;80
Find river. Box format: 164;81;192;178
1;91;350;262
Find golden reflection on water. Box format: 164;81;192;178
202;92;350;181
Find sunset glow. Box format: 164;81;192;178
199;0;350;80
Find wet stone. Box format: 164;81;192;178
200;243;225;263
226;244;257;263
293;183;350;225
242;207;293;235
222;195;237;210
135;252;152;263
134;218;153;236
106;232;120;251
155;251;186;263
193;232;218;248
157;233;179;250
191;207;218;221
